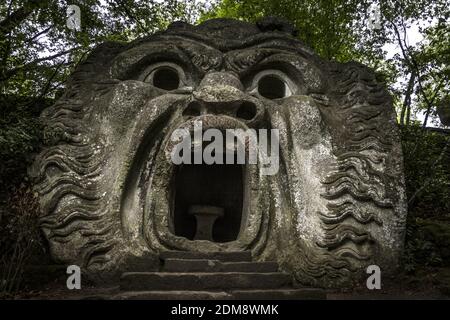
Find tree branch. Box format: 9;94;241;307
35;62;65;102
422;77;446;127
116;0;151;36
0;47;80;82
0;0;42;36
389;19;439;128
400;71;416;126
23;25;53;45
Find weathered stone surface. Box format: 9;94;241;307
437;97;450;126
120;272;292;291
31;16;408;288
122;253;160;272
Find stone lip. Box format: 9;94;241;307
159;251;252;262
163;258;279;273
163;114;256;161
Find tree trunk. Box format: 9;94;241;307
400;71;416;126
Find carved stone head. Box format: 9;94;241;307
31;18;407;287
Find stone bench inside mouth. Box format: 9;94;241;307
188;205;224;241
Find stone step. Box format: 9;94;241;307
231;289;327;300
123;253;160;272
163;259;278;273
120;272;292;291
114;290;232;300
159;251;252;262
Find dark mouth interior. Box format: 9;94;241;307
172;159;244;243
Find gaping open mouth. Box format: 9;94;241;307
171;157;245;243
123;112;269;253
163;115;255;244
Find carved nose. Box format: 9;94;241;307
185;72;258;121
198;71;244;91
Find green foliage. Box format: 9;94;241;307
202;0;368;61
401;125;450;271
0;95;50;297
204;0;450;125
0;182;43;297
402;125;450;215
0;0;203;98
404;218;450;272
0;95;51;189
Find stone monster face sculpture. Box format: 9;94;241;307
31;18;407;287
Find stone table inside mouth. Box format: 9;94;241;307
188;205;224;241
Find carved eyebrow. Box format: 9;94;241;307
224;48;300;74
224;48;278;73
110;39;225;80
149;35;224;73
176;44;223;74
110;43;193;80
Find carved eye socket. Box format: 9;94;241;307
142;63;185;91
152;67;179;90
258;75;286;99
250;70;294;100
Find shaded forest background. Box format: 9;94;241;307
0;0;449;296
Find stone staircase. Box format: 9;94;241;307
116;251;326;300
